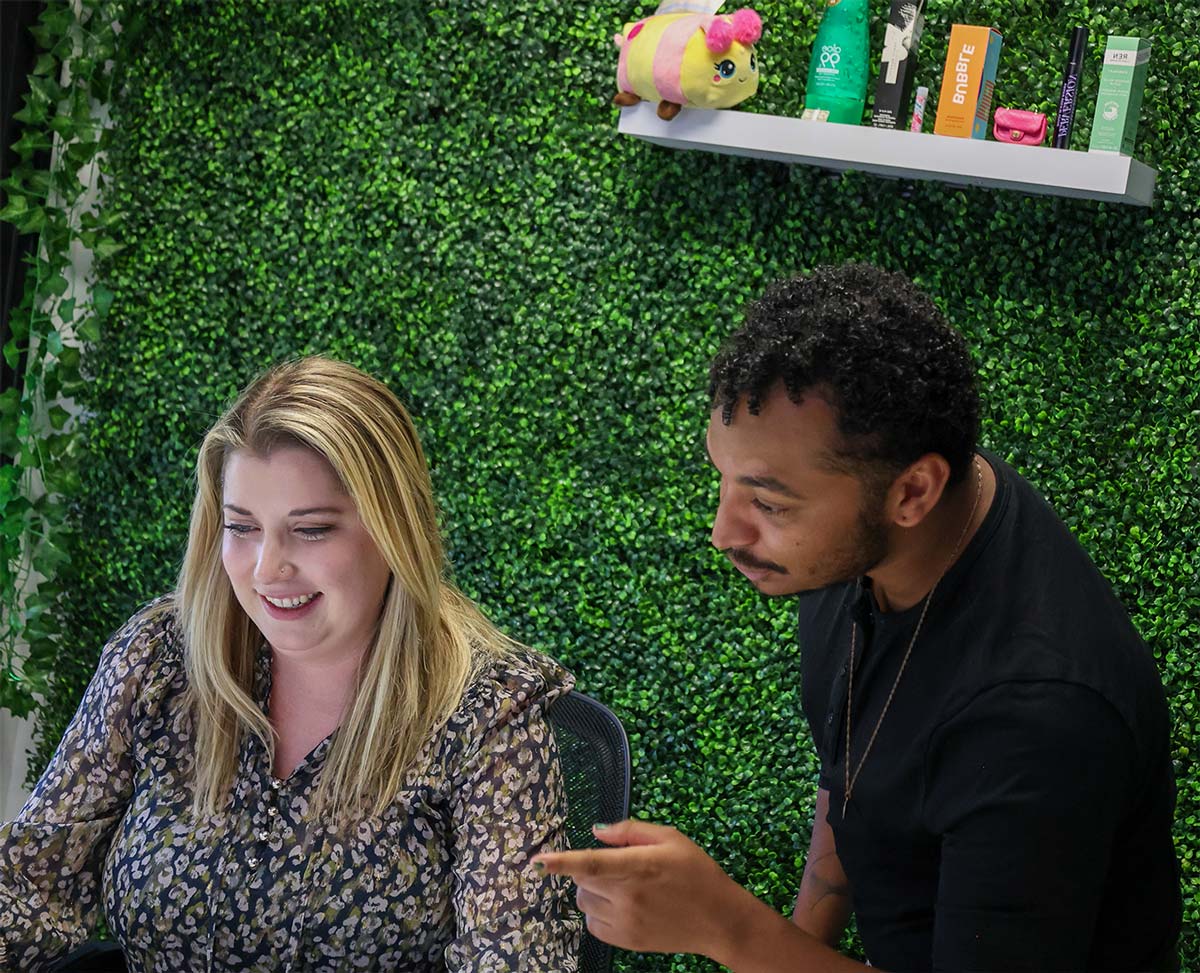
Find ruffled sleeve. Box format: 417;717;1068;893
0;597;181;972
442;648;584;972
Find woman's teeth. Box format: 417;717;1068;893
263;593;317;609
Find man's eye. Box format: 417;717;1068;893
751;498;781;515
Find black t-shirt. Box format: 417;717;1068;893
798;451;1182;972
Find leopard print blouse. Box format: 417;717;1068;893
0;598;582;971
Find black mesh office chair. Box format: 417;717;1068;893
48;940;125;972
546;689;633;973
50;690;631;973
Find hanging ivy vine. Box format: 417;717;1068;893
0;0;125;718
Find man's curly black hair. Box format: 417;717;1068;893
708;263;980;485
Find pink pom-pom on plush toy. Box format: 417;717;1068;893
705;18;733;52
732;8;762;45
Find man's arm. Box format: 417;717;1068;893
533;819;870;973
791;787;853;947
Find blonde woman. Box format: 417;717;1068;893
0;357;582;971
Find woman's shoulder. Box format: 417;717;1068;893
449;646;575;742
103;593;184;666
39;595;189;765
93;594;186;716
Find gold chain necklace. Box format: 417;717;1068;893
843;458;983;818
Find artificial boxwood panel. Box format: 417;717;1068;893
29;0;1198;968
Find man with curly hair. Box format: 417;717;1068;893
537;263;1182;972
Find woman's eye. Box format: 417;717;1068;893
716;59;736;79
223;523;255;536
296;526;331;540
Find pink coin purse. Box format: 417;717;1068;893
993;108;1047;145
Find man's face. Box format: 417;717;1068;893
706;387;890;596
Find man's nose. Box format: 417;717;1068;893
710;494;755;552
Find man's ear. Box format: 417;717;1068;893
885;453;952;528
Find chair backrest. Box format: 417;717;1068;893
546;689;632;973
48;940;126;972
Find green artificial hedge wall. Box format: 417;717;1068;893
23;0;1198;968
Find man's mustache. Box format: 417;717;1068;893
724;548;787;574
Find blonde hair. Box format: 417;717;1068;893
177;356;514;822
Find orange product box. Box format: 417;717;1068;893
933;25;1003;139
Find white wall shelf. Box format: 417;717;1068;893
617;103;1156;207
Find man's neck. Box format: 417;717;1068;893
866;454;994;613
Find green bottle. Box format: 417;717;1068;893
804;0;871;124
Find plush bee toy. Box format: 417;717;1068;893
613;0;763;120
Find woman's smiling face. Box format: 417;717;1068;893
220;446;392;666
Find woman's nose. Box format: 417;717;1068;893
253;536;292;584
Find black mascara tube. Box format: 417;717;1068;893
1053;26;1088;148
